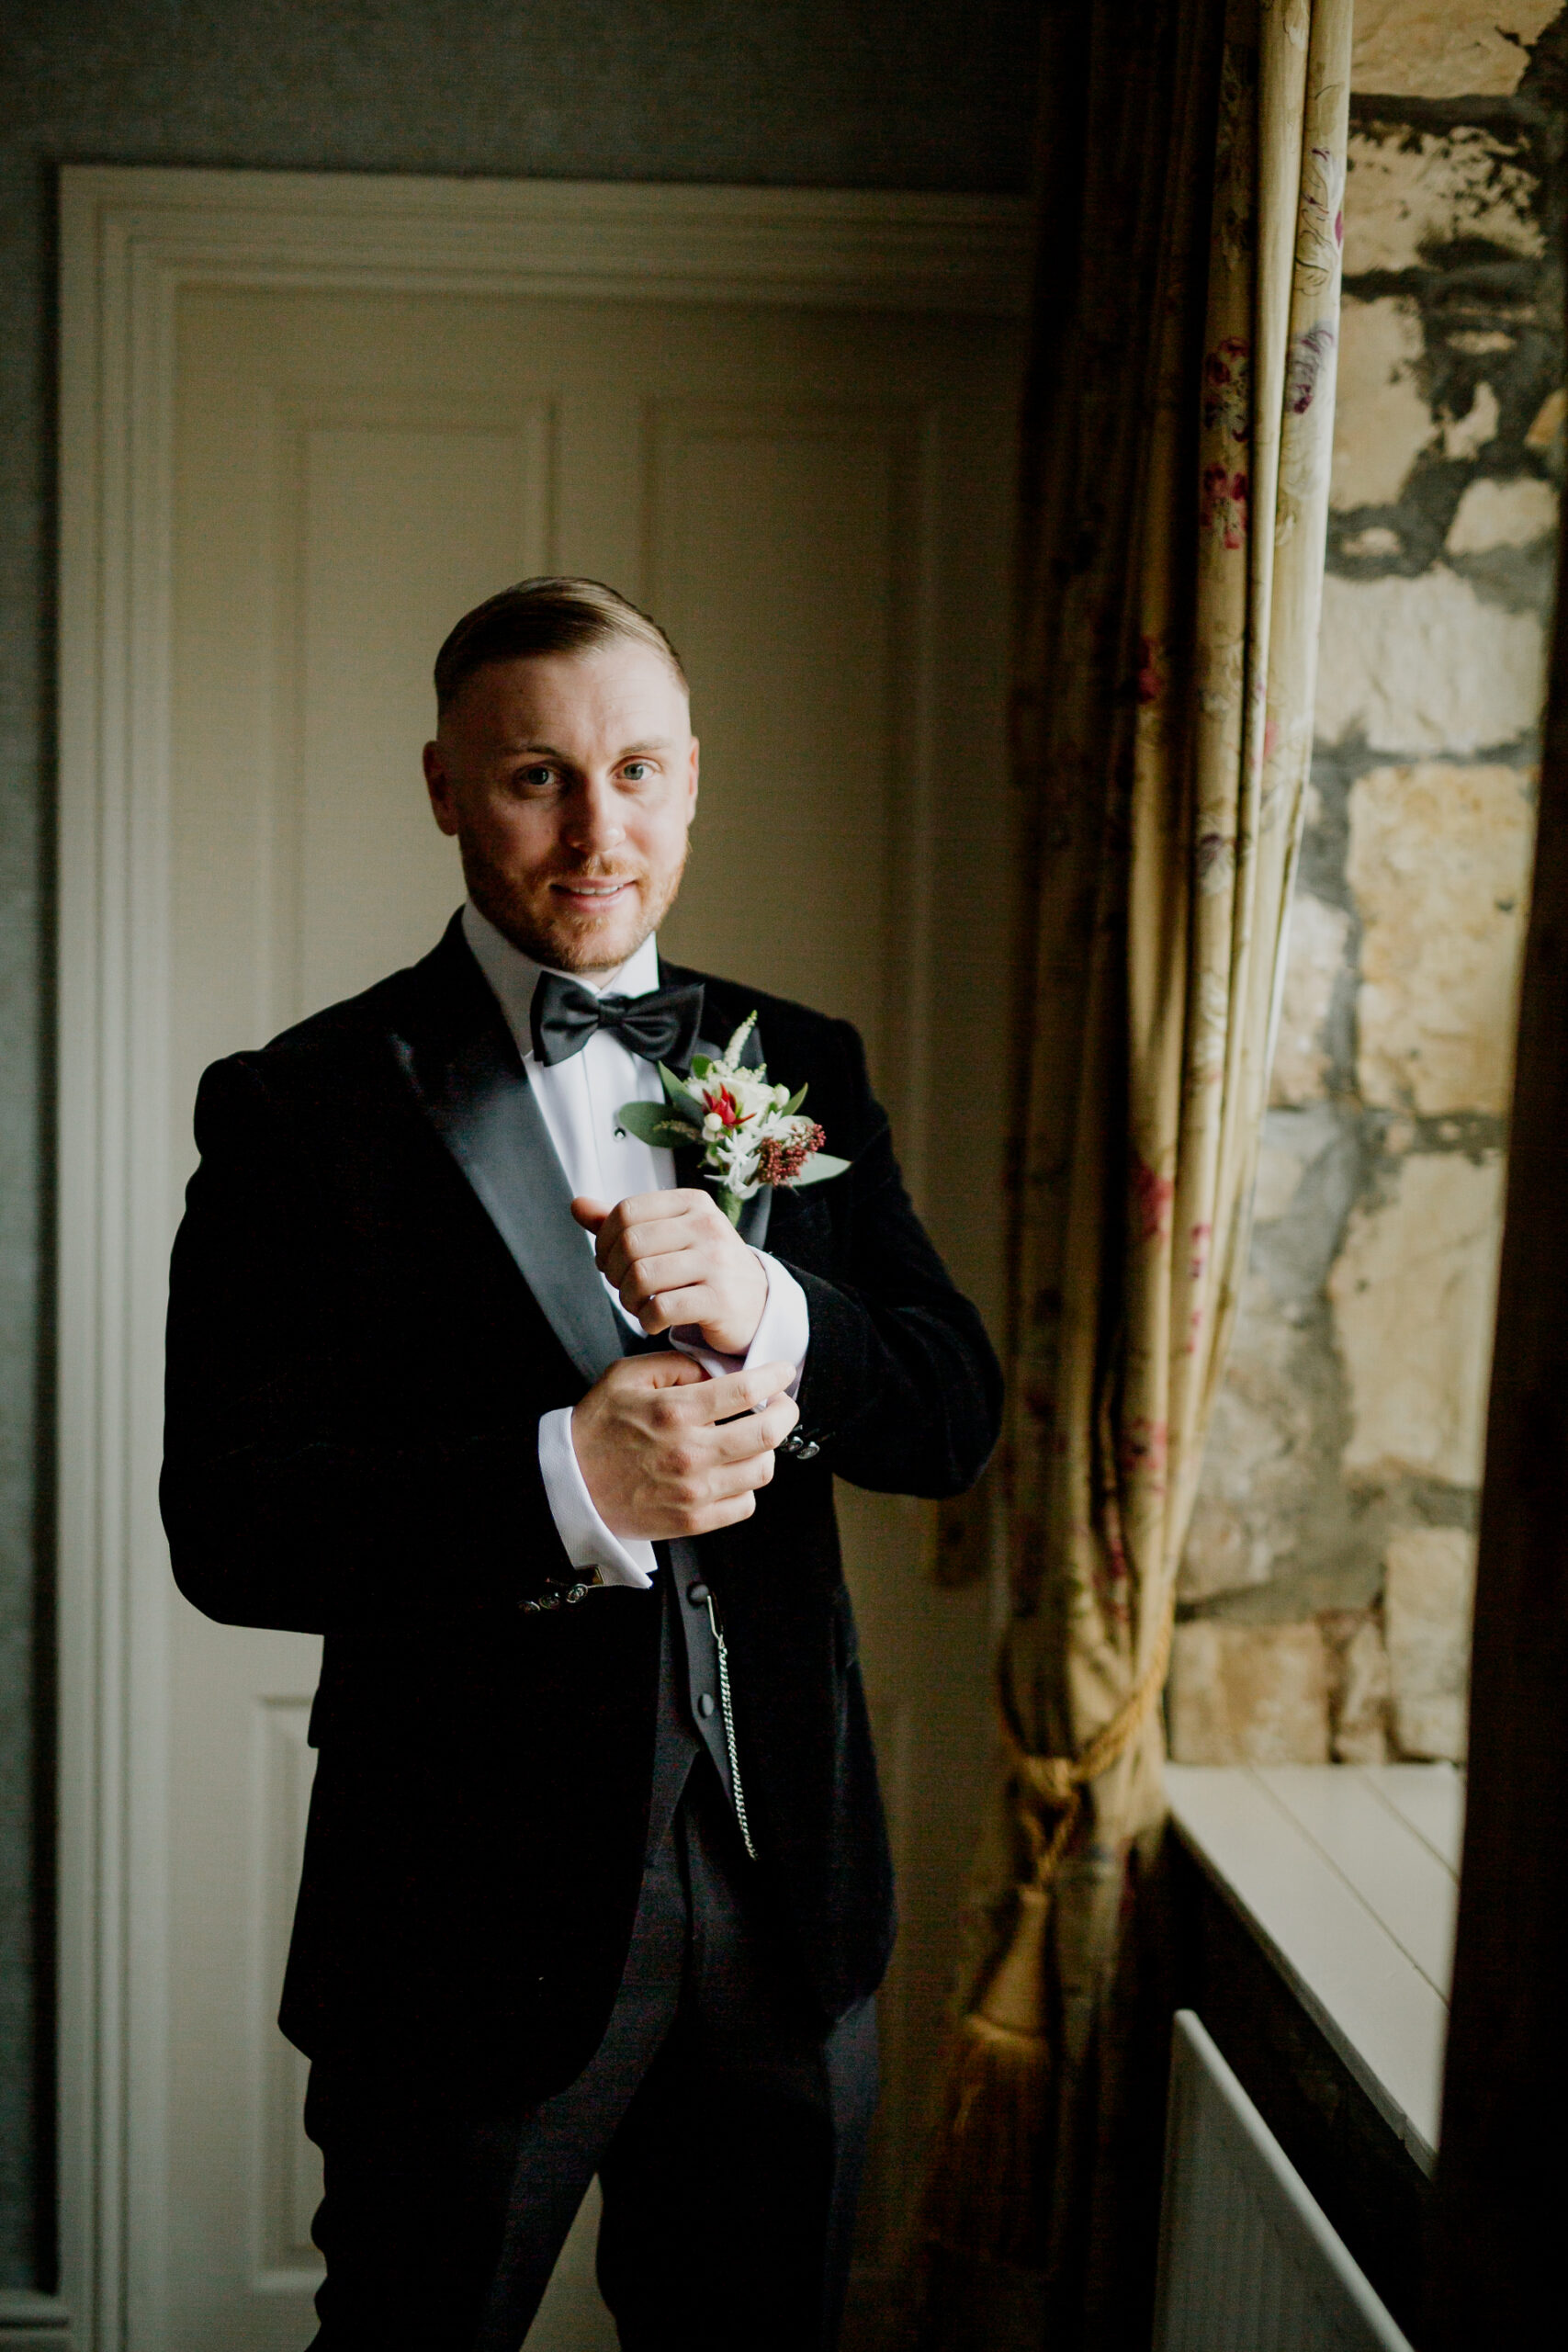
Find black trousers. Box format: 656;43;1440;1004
303;1760;879;2351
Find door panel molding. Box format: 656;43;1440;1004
57;167;1027;2349
644;390;931;1147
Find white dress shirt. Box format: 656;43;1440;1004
461;900;810;1589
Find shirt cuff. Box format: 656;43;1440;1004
670;1248;811;1390
536;1406;657;1591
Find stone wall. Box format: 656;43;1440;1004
1169;3;1567;1767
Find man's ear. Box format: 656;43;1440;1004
686;736;700;821
423;740;461;838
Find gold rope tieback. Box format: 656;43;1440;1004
1005;1597;1176;1894
917;1601;1178;2269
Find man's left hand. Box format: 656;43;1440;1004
572;1191;769;1356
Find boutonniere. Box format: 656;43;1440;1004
615;1012;850;1225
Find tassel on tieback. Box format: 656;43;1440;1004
916;1615;1173;2269
918;1877;1058;2267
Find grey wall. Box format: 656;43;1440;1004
0;0;1040;2287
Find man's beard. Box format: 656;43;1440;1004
460;842;688;978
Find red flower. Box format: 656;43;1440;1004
699;1084;751;1129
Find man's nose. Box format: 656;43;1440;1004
561;777;626;855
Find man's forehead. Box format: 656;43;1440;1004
463;645;688;729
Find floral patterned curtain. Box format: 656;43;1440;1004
918;0;1351;2341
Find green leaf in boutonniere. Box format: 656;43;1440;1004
657;1062;706;1121
616;1010;845;1221
615;1101;703;1148
791;1151;851;1187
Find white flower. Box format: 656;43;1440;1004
615;1008;848;1224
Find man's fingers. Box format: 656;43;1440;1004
598;1219;697;1287
604;1190;709;1227
752;1394;801;1448
592;1191;691;1251
611;1350;709;1391
613;1248;698;1310
694;1448;777;1504
601;1354;793;1404
704;1396;799;1463
623;1484;764;1540
570;1196;611;1235
680;1492;759;1535
682;1361;795;1422
592;1191;728;1276
628;1284;722;1337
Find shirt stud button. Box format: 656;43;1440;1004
687;1581;710;1604
698;1692;716;1719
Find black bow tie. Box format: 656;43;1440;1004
529;969;705;1070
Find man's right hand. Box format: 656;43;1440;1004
571;1355;799;1542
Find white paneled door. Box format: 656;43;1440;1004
68;178;1022;2352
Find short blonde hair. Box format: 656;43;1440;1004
433;577;687;714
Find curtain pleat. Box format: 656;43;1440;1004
917;2;1352;2341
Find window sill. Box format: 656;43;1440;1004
1166;1761;1462;2176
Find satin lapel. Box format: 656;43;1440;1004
393;925;626;1386
678;1020;773;1250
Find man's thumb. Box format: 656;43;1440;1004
571;1196;609;1234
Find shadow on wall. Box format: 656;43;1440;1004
1169;0;1568;1769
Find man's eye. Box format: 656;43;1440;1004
622;762;652;783
517;766;557;791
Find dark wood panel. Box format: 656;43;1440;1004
1427;427;1568;2347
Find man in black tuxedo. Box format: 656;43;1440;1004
162;579;1001;2350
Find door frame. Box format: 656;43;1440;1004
55;165;1028;2350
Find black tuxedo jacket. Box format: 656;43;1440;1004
162;914;1002;2103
